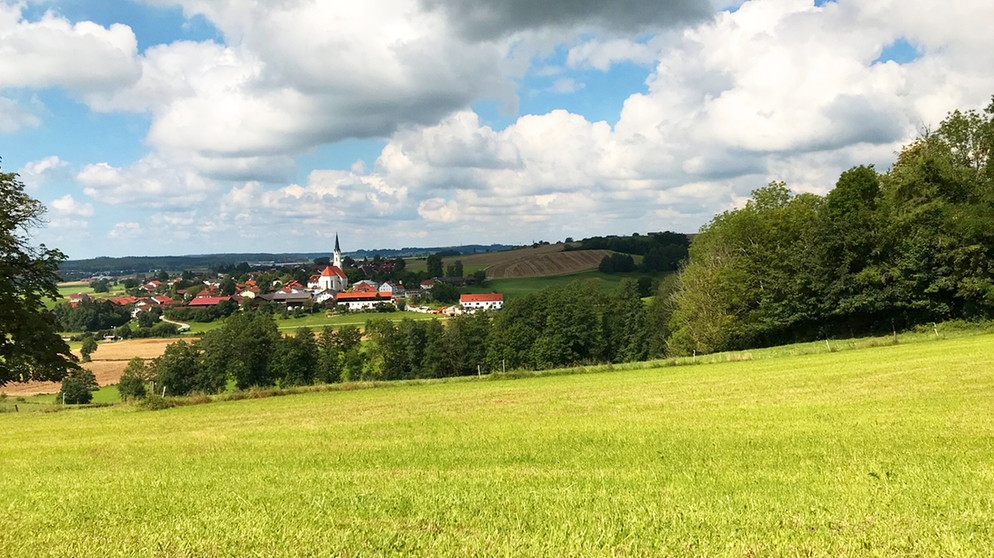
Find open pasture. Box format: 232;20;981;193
1;334;993;556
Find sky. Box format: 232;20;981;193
3;0;994;259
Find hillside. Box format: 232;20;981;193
436;243;610;279
2;333;992;555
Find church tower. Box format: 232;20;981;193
333;233;342;269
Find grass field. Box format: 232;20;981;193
1;333;992;556
465;270;642;299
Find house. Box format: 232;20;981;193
378;281;405;298
142;279;162;292
264;290;312;308
420;280;436;290
109;295;138;306
335;292;391;312
187;296;233;307
68;293;90;308
352;280;378;293
460;293;504;312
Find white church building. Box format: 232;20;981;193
309;234;349;292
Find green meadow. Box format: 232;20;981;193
2;334;993;556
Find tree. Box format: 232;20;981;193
80;336;98;363
0;164;79;386
118;357;150;400
58;368;99;404
426;254;444;277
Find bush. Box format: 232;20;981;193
58;368;99;404
80;336;98;363
118;358;150;401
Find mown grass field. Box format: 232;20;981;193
2;333;993;556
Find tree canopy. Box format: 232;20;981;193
0;164;78;386
668;96;994;355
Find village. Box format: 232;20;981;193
65;235;503;332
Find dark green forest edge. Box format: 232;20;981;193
117;97;994;403
670;97;994;354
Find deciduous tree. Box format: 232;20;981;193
0;164;78;386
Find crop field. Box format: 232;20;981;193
464;270;638;300
0;338;184;397
406;244;610;278
2;333;993;556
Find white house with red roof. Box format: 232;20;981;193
460;293;504;312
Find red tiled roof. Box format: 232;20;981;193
320;265;347;278
187;296;232;307
109;296;138;306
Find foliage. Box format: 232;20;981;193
118;357;150;400
80;336;98;362
0;164;78;386
56;367;98;404
54;298;131;332
668;96;994;355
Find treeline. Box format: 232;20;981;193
134;279;670;397
570;231;690;273
668;97;994;354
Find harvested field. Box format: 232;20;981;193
0;337;191;396
484;249;610;278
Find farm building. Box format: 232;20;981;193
460;293;504;312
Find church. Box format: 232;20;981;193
315;234;349;292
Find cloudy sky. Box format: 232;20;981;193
3;0;993;259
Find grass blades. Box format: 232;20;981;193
2;334;993;556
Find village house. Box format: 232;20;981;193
460;293;504;312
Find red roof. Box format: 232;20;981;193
460;293;504;303
152;295;174;305
187;296;232;307
353;282;377;293
320;265;347;278
109;296;138;306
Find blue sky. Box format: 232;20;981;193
2;0;992;259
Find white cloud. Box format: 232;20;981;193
108;222;141;239
76;156;219;208
0;4;140;92
50;194;94;217
0;95;41;132
46;194;94;229
17;155;67;189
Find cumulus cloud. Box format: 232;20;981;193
50;194;94;217
0;95;41;132
17;155;67;189
419;0;711;39
108;222;141;239
76;156;219;208
0;3;139;91
46;194;94;229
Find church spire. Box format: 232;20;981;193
333;233;342;269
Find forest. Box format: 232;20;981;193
668;97;994;354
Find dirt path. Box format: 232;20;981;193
1;337;193;396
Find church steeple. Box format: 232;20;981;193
333;233;342;269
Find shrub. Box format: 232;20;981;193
118;358;150;401
58;368;99;404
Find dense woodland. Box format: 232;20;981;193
669;97;994;354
